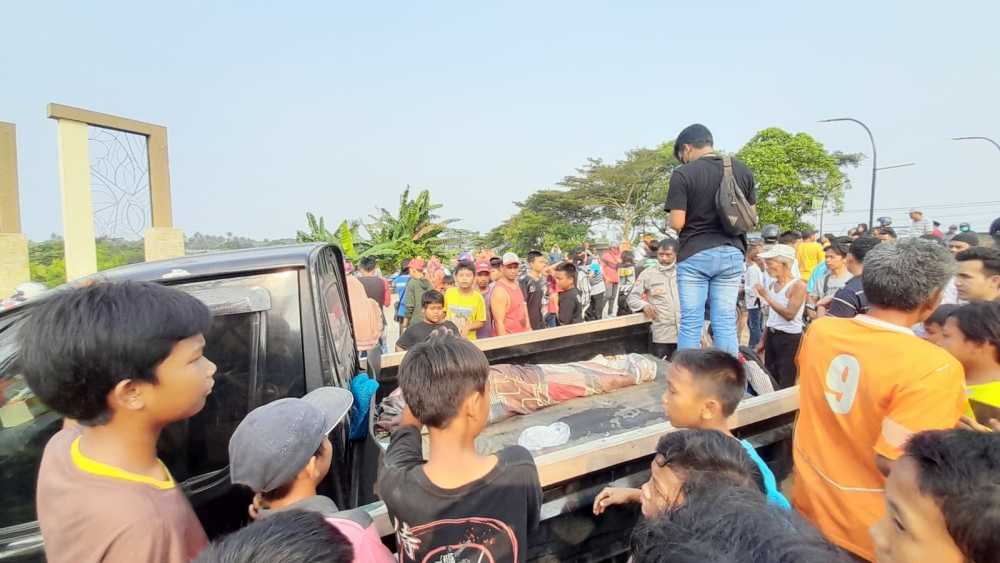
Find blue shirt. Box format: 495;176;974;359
806;262;827;293
739;439;791;510
393;274;410;317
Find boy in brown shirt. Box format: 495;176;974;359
21;282;217;563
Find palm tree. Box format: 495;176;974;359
362;186;456;271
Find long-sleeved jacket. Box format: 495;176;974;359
627;263;680;344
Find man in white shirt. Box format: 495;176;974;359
909;209;932;237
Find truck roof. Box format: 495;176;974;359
92;243;327;284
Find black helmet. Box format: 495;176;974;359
877;216;893;227
761;224;780;243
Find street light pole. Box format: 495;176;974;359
952;136;1000;152
819;118;878;227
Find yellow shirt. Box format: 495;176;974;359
444;287;487;340
797;241;825;281
792;315;967;561
966;379;1000;417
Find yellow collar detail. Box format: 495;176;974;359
70;436;176;490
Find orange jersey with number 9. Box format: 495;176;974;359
791;315;967;561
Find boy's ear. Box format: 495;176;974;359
303;454;320;480
110;379;145;411
701;398;723;421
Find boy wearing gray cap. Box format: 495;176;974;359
228;387;394;562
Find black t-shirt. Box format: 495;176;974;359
378;426;543;563
664;155;756;262
357;275;388;307
827;276;868;318
557;287;582;325
396;320;460;350
519;274;547;330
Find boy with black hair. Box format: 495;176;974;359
444;262;487;339
402;258;433;328
593;427;767;517
828;236;881;318
941;301;1000;419
630;485;851;563
194;509;354;563
552;262;582;325
871;429;1000;563
227;388;394;561
520;250;549;330
378;336;542;563
922;304;961;346
22;282;216;563
658;349;790;508
396;290;460;351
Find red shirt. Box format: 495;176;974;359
493;278;530;335
602;250;621;284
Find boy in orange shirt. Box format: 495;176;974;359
792;239;968;561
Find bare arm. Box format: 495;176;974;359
762;280;808;321
492;290;510;336
669;209;686;231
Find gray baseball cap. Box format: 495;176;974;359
228;387;354;493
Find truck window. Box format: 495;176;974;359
158;311;262;483
314;249;357;387
0;312;62;530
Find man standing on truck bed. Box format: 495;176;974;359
492;253;531;336
402;258;434;328
665;123;756;357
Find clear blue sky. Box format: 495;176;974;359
3;1;999;241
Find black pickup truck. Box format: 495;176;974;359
0;243;798;562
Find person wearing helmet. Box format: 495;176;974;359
959;222;972;233
761;224;780;245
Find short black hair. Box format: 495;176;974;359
442;275;454;285
825;236;851;257
925;304;960;327
903;430;1000;563
848;236;880;263
630;484;850;563
454;262;475;276
947;301;1000;362
956;246;1000;277
671;348;746;416
647;240;660;252
655;429;765;495
554;262;577;279
802;228;817;238
358;256;377;272
823;232;835;242
526;250;544;264
18;281;212;425
673;124;714;161
778;231;801;245
420;289;444;309
489;257;503;268
658;238;679;252
951;232;980;247
879;226;898;239
398;335;490;428
194;509;353;563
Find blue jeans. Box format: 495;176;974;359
747;307;763;350
676;245;744;356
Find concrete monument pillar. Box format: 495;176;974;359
48;103;185;282
0;122;30;298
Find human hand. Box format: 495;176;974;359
248;492;264;520
753;284;767;300
593;487;641;515
958;415;998;433
643;305;658;321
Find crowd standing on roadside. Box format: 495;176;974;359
13;121;1000;563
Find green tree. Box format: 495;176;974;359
559;143;678;242
483;189;596;255
362;187;456;271
296;213;365;261
736;128;862;230
29;238;145;288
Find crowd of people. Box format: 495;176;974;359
13;122;1000;563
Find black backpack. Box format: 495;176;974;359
716;155;757;236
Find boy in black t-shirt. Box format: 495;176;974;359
378;336;543;563
553;262;582;325
395;290;460;351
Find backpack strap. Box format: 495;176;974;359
723;155;733;178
